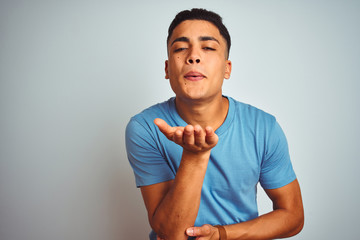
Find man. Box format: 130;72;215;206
126;8;304;240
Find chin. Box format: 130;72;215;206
178;93;217;104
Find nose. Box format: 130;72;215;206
187;58;200;64
186;48;201;64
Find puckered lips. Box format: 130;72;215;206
184;71;206;81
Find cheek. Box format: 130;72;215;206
208;58;226;75
169;59;183;74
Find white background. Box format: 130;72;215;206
1;0;359;239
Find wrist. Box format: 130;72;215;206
181;149;211;167
182;148;211;159
214;225;227;240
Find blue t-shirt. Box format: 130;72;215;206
125;96;296;239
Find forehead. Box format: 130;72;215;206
169;20;222;43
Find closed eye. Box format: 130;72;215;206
203;47;216;51
174;48;187;53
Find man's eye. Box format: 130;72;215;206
203;47;216;51
174;48;187;52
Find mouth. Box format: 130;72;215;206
184;71;206;81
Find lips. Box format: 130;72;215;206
184;71;206;81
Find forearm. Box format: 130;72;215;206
225;207;304;239
151;151;210;239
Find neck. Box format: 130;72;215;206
175;95;229;130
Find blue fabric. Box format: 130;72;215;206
125;96;296;239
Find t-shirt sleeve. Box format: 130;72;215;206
259;120;296;189
125;118;175;187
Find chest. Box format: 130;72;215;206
161;125;265;189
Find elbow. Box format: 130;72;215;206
288;208;305;237
149;216;166;238
277;205;304;238
295;212;305;235
149;215;187;240
290;219;304;237
149;219;167;239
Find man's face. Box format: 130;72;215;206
165;20;231;103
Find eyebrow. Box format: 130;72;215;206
170;36;220;46
199;36;219;44
171;36;189;46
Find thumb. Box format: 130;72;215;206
154;118;173;138
205;126;219;146
154;118;168;129
186;225;212;236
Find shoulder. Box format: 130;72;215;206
125;97;180;145
132;98;173;121
127;98;174;129
228;97;276;127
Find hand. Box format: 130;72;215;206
186;224;219;240
154;118;218;154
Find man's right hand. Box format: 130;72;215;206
154;118;219;154
141;118;218;239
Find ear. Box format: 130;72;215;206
165;60;169;79
224;60;232;79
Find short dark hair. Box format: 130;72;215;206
167;8;231;58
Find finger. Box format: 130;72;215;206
173;129;184;145
194;125;205;146
205;126;218;146
183;125;195;146
154;118;174;139
186;224;212;237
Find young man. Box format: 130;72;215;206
126;8;304;240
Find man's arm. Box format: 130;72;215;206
140;118;218;240
186;179;304;239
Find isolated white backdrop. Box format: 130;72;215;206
1;1;359;239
